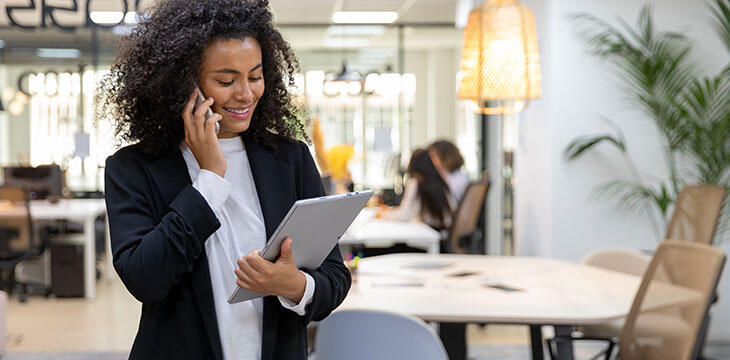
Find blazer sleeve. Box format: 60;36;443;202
296;142;352;323
105;154;220;303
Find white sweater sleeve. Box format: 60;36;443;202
277;271;315;315
191;169;233;214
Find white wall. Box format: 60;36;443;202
516;0;730;340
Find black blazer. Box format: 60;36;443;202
104;134;351;360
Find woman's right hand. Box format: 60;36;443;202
183;89;225;177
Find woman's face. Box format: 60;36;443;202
199;37;265;138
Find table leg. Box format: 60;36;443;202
84;217;96;299
438;322;466;360
553;325;574;360
529;325;544;360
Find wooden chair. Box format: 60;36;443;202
547;240;726;360
666;184;726;245
445;170;489;254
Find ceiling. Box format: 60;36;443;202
0;0;464;65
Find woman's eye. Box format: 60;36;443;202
250;76;263;81
217;80;234;86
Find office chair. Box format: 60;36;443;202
666;184;727;359
3;164;64;200
315;309;448;360
444;170;490;254
547;240;726;360
576;249;651;339
0;186;38;302
666;184;726;245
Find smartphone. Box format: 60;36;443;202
195;86;220;135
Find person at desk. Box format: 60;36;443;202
378;149;456;231
427;140;470;203
100;0;350;358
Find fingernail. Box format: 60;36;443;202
208;97;214;102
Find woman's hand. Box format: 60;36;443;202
235;238;306;303
183;89;225;177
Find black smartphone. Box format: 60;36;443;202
195;86;220;135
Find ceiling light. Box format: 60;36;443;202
332;11;398;24
89;11;125;24
326;25;385;36
124;12;139;24
35;48;81;58
322;38;371;48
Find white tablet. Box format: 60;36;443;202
228;190;373;304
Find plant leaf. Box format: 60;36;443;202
563;134;627;160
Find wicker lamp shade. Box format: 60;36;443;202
458;0;541;114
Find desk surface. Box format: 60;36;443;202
340;208;441;250
340;253;700;325
30;198;106;221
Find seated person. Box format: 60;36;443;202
378;149;456;231
428;140;470;202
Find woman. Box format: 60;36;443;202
428;140;470;202
100;0;350;359
379;149;456;231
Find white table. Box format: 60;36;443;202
340;253;701;360
29;199;108;299
339;208;441;254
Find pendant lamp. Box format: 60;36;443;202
458;0;541;114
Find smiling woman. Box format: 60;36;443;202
97;0;306;156
98;1;351;360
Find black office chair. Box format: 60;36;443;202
3;165;64;200
0;186;51;302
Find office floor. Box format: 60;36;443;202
6;276;528;353
6;278;140;352
7;278;730;359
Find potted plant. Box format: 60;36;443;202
564;1;730;242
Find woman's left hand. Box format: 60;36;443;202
235;238;306;303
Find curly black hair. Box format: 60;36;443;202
98;0;306;156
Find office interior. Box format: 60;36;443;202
0;0;729;359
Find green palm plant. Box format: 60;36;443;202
564;1;730;242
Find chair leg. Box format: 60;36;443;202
553;326;575;360
694;312;712;360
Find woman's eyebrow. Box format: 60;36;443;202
211;68;239;74
250;64;263;72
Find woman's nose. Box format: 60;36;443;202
234;83;255;103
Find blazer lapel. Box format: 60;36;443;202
245;139;296;240
147;148;224;360
245;138;296;360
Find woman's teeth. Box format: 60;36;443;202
224;107;249;115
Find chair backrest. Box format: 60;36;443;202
2;165;63;200
619;240;726;360
581;248;650;277
666;184;727;245
0;186;33;257
447;170;490;254
315;309;448;360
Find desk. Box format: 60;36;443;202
29;199;108;299
339;253;700;360
339;208;441;254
